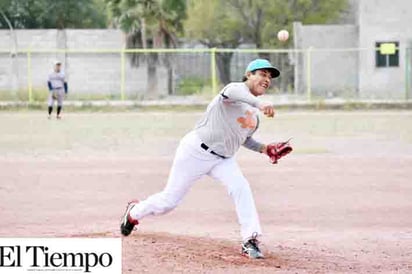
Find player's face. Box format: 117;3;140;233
55;64;61;72
247;69;272;96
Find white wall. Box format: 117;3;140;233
358;0;412;99
293;0;412;99
293;22;359;97
0;29;168;98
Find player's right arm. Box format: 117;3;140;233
221;84;275;117
47;74;53;91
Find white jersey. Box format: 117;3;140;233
194;82;263;157
48;71;65;90
129;83;267;244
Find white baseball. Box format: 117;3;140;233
277;30;289;42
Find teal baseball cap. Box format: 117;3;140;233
245;59;280;78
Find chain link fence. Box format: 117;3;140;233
406;48;412;100
0;48;410;102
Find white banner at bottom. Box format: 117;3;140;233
0;238;121;274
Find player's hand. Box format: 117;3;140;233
265;139;293;164
258;101;275;118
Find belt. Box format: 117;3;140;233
200;143;226;159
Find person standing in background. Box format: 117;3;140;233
47;60;68;119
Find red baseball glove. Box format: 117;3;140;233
266;139;293;164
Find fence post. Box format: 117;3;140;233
120;49;125;101
211;48;217;94
406;48;410;101
27;48;33;103
306;47;312;102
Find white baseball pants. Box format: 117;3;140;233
48;88;64;107
129;131;262;241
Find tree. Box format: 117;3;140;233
228;0;349;49
185;0;243;85
185;0;348;85
0;0;107;29
227;0;349;92
105;0;186;96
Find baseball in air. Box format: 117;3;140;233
277;30;289;42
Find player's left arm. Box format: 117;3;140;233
243;137;265;153
242;116;268;154
243;137;293;164
62;72;68;94
47;73;53;91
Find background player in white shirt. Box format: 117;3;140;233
47;61;68;119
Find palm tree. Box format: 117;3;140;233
105;0;186;97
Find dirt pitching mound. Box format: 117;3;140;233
70;231;362;273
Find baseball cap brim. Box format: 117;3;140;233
252;66;280;78
246;59;280;78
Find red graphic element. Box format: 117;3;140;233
237;110;256;129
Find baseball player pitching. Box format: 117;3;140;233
47;60;68;119
120;59;292;259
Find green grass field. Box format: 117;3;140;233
1;110;412;157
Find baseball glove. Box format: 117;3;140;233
266;139;293;164
52;91;58;100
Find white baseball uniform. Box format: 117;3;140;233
130;82;266;241
48;70;66;106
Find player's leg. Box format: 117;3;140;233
130;151;203;219
208;158;264;258
47;92;54;119
121;131;219;235
56;90;63;119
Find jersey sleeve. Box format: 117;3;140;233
221;84;261;108
242;136;264;153
47;73;52;90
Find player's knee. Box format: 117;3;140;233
160;203;178;215
159;193;180;213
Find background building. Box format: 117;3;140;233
294;0;412;99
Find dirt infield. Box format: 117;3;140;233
1;111;412;273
